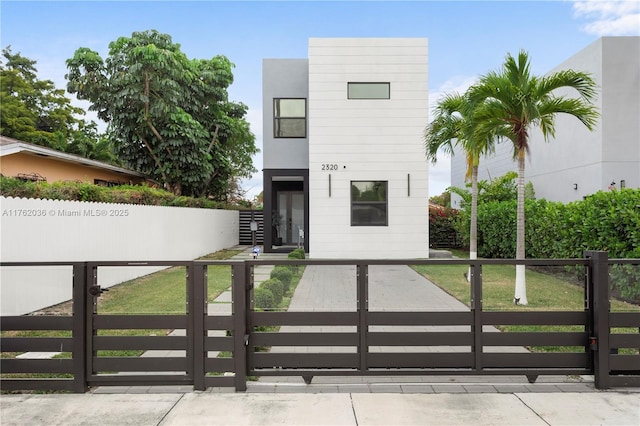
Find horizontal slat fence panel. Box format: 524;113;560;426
368;332;472;346
1;337;73;352
483;353;589;368
368;353;473;368
94;315;187;329
483;332;586;347
252;353;359;369
92;357;187;372
2;359;74;374
93;335;186;351
252;332;357;346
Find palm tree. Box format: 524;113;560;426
425;91;504;279
469;50;599;304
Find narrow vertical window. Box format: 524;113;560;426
351;181;388;226
274;98;306;138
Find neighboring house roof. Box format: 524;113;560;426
0;135;147;179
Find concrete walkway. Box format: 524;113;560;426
2;391;639;425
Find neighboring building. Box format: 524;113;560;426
263;38;429;258
0;136;148;186
450;37;640;207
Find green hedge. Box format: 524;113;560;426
0;176;231;209
456;189;640;260
456;189;640;301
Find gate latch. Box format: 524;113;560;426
589;336;598;351
89;285;109;297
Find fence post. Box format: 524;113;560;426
586;250;610;389
357;263;369;374
470;261;483;372
192;262;206;391
72;262;88;393
233;262;248;391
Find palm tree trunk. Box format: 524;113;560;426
467;164;478;282
514;149;528;305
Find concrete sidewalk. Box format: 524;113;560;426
2;391;639;425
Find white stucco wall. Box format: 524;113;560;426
0;197;239;315
307;38;429;258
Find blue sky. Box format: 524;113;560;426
2;1;639;198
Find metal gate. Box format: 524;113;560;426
1;252;639;392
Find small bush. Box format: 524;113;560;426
261;279;284;305
253;287;275;310
270;267;292;293
287;248;305;259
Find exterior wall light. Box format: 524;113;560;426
573;183;578;190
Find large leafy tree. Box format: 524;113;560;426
65;30;257;198
469;50;598;304
425;91;505;280
0;46;103;156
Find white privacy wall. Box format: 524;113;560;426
0;196;239;315
308;38;430;259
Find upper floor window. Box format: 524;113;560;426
347;82;390;100
274;98;306;138
351;181;388;226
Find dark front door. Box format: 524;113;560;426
277;191;304;245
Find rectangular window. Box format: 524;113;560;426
274;98;306;138
347;82;390;99
351;181;388;226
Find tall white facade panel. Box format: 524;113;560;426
308;38;429;259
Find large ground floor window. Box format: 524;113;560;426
351;181;388;226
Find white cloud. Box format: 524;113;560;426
572;0;640;36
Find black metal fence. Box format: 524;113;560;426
1;252;638;392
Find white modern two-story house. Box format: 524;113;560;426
262;38;429;258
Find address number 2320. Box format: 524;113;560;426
321;164;339;171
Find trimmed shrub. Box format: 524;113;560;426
287;248;305;259
261;279;284;305
270;266;292;293
253;287;275;310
